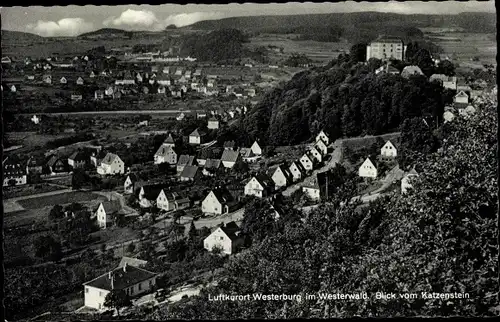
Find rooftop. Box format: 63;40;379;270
83;265;157;291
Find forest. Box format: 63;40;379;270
242;45;454;146
147;98;498;319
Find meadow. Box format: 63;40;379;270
17;191;106;209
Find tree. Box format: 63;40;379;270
398;117;439;169
71;168;88;190
241;198;280;244
34;235;62;262
437;59;455;76
188;221;197;241
349;43;367;63
49;204;65;220
126;242;136;254
104;289;132;317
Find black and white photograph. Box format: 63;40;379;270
1;1;498;320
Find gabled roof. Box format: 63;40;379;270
361;157;377;169
290;160;306;173
99;200;121;214
455;90;469;98
47;155;66;167
118;257;148;269
401;65;424;77
382;140;399;150
165;133;175;144
204;158;221;169
180;165;199;179
126;173;138;182
177;155;195;166
221;149;240;163
140;184;168;200
239;147;254;158
219;221;241;241
253;173;274;189
271;165;293;182
198;148;215;160
101;153;121;165
190;128;206;137
83;265;157;291
210;188;234;204
155;145;176;157
69;151;88;162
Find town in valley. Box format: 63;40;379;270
1;2;498;320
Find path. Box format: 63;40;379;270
20;109;205;116
282;146;343;197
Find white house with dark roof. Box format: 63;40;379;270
289;161;305;182
250;141;262;156
302;178;321;201
97;153;124;175
315;130;330;146
454;90;469;105
124;173;138;194
221;149;240;169
189;128;206;145
299;153;314;172
358;157;377;178
270;165;293;189
83;264;157;310
154;145;177;165
76;77;84;85
244;174;274;198
308;146;323;163
60;76;68;84
203;221;244;255
156;189;176;212
380;140;397;158
315;139;328;156
207;117;220;130
202;188;237;215
94;200;122;229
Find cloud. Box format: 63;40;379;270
104;9;159;28
162;12;226;28
26;18;93;37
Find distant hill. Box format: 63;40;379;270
185;11;496;36
77;28;131;38
1;30;45;43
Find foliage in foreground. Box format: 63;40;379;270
149;106;497;318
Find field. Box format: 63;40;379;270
17;191;106;209
424;32;497;66
248;34;350;64
5;131;74;152
3;183;64;199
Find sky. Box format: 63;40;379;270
0;1;495;37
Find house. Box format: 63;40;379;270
302;178;321;201
136;73;143;83
176;112;185;121
157;86;166;94
60;76;68;84
203;159;222;176
138;185;166;208
1;56;12;64
454;90;469;106
358;157;378;178
3;157;27;187
221;149;240;169
315;130;330;145
203;221;244;255
118;257;148;269
83;264;157;310
189;129;206;145
289;161;306;182
197;148;219;166
68;151;88;169
124;173;138;194
9;85;17;93
90;150;107;167
207;117;220;130
197;112;207;119
43;74;52;84
308;146;322;163
201;188;237;215
94;200;121;229
89;71;96;78
94;90;104;100
46;155;68;174
459;105;476;118
443;110;456;123
244;174;274;198
315;139;328;156
401;168;419;194
31;115;40;124
239;148;257;162
375;64;400;75
76;77;84;85
26;75;35;81
401;65;424;78
105;86;114;97
156;189;175;212
176;155;195;173
270;165;293;189
299;153;314;172
26;155;45;174
179;165;200;182
380;140;397;159
97;153;125;175
154;145;177;165
365;36;405;61
250;141;262;156
71;94;83;101
429;74;457;90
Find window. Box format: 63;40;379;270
220;236;224;241
99;291;102;297
85;287;89;293
139;283;142;291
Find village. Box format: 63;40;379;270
2;7;498;320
